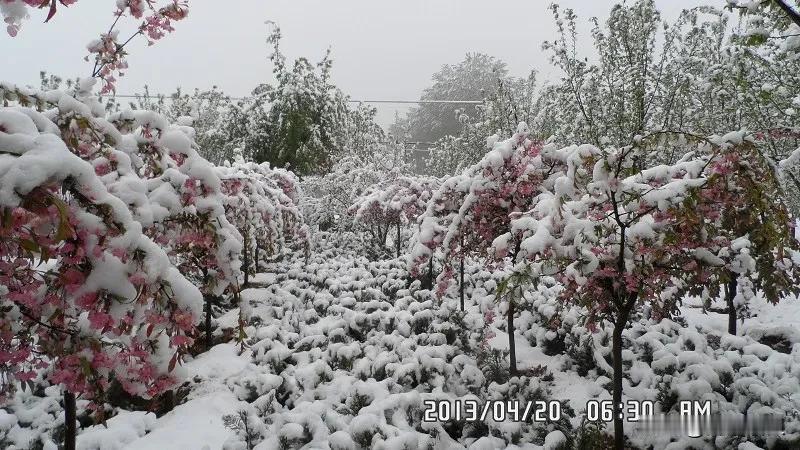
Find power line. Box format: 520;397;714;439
105;94;483;105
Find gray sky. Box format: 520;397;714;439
2;0;704;126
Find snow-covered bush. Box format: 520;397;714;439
213;236;573;450
0;93;204;428
350;175;439;258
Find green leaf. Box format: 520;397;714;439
19;239;39;253
51;197;74;242
80;358;92;377
745;33;767;47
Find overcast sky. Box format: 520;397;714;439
3;0;706;126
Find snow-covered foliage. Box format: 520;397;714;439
0;85;203;407
410;124;553;291
726;0;800;53
104;104;243;299
5;233;799;449
500;129;800;448
235;24;389;176
350;175;439;257
301;143;409;234
424;71;540;177
217;157;308;284
0;78;302;415
6;1;800;449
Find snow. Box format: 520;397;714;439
76;412;156;450
124;392;241;450
1;229;798;449
3;79;800;450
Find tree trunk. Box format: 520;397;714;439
254;242;260;273
161;389;175;414
508;301;517;376
612;306;632;450
396;222;401;259
459;255;465;312
725;276;738;335
425;256;434;290
243;244;250;287
64;390;77;450
205;294;213;349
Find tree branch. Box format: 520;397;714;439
773;0;800;29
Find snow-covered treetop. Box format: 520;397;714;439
503;130;800;324
409;123;563;280
216;158;308;257
350;175;440;227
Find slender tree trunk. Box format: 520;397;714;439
459;255;465;312
64;390;77;450
508;301;517;376
396;222;401;259
205;294;213;349
254;242;260;273
426;256;434;290
725;276;738;335
612;305;632;450
162;389;175;413
243;244;250;287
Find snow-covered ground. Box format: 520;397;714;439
2;234;799;450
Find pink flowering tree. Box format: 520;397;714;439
105;108;242;349
3;81;244;351
2;0;189;93
0;105;202;449
350;175;438;258
217;158;307;287
692;140;800;335
409;123;563;375
503;132;800;449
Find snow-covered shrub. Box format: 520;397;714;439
350;175;439;258
205;236;577;449
222;404;267;450
0;94;204;423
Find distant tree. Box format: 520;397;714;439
242;25;366;175
350;175;439;258
424;70;539;176
390;53;508;144
301;141;409;233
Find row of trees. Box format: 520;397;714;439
0;77;306;448
407;124;800;450
387;5;800;449
349;174;439;258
